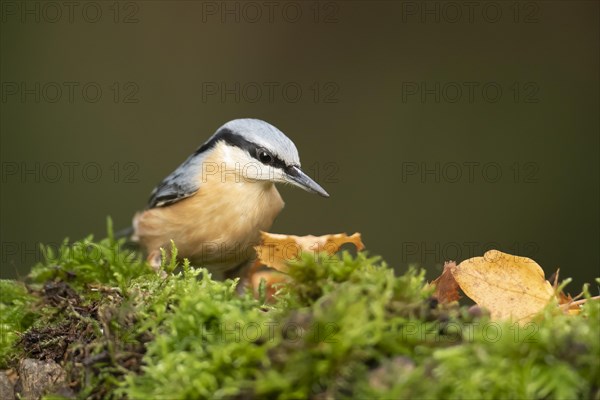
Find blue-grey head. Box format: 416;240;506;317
200;118;329;197
148;118;329;209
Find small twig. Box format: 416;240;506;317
559;295;600;309
571;291;585;301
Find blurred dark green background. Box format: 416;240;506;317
1;1;598;289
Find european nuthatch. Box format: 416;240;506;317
131;118;329;278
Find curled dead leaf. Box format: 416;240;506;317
254;231;364;272
450;250;554;323
430;261;461;303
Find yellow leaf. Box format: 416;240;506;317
254;231;365;272
450;250;554;323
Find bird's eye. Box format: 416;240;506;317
258;149;273;164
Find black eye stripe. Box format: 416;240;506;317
194;128;288;169
255;150;287;169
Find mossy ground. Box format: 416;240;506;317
1;220;598;399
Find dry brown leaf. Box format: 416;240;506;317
450;250;554;323
557;292;582;316
246;259;290;301
430;261;461;303
549;268;583;316
250;270;290;301
254;231;365;272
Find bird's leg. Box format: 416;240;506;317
224;258;255;293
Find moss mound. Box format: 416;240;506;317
0;222;598;399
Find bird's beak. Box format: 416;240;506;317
284;166;330;197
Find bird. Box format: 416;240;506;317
130;118;329;279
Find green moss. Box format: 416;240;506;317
122;265;272;399
0;221;598;399
0;280;37;367
28;218;153;293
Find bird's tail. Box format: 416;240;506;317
113;225;141;254
114;226;134;240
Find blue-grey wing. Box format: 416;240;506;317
147;152;207;208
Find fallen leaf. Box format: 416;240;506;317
450;250;554;323
254;232;364;272
250;271;290;301
430;261;461;303
550;269;582;315
557;293;582;316
246;259;290;301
